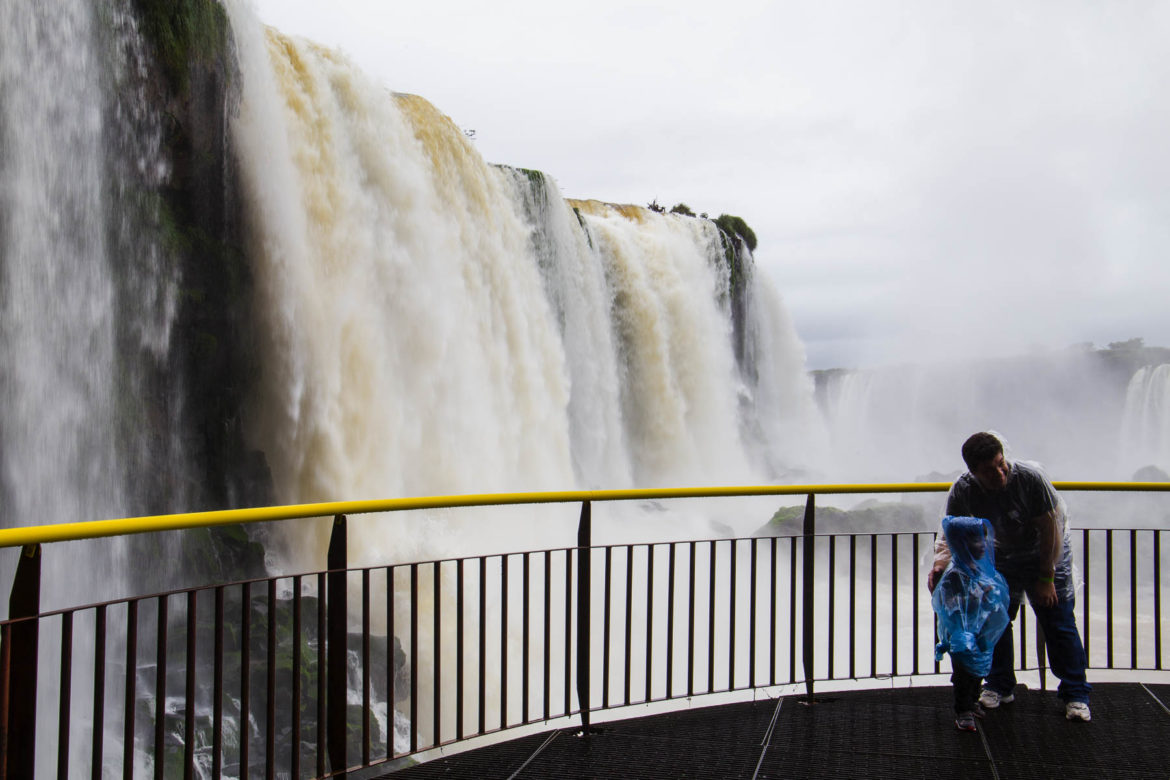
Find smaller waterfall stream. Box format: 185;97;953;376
1120;364;1170;476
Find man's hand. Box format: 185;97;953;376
1030;580;1057;608
927;562;947;593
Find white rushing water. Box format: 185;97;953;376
816;353;1143;484
0;0;155;607
1120;364;1170;477
225;5;823;568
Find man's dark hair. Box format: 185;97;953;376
961;432;1003;471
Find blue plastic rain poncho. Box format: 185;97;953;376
932;516;1011;677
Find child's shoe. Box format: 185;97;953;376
1065;701;1091;722
955;711;978;731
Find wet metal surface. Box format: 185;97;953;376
381;682;1170;779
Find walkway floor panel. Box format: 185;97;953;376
381;682;1170;779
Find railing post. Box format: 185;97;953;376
1036;621;1048;691
575;501;592;734
801;494;816;704
2;543;41;780
327;515;348;777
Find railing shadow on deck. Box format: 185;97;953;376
0;482;1167;778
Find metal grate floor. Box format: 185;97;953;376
379;683;1170;780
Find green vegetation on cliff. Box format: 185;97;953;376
132;0;230;93
714;213;758;252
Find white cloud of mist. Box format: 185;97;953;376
250;0;1170;370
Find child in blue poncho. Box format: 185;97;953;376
932;515;1011;732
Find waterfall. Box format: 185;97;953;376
225;9;822;563
816;351;1142;485
1120;364;1170;476
0;0;186;610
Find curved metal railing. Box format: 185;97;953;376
1;482;1167;778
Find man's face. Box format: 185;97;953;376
972;452;1010;491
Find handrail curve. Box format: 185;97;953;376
2;481;1168;549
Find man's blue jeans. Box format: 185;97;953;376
984;571;1091;703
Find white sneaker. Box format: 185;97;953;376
1065;701;1091;722
978;689;1015;709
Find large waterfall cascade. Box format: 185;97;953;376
225;7;824;571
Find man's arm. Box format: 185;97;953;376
929;484;965;592
1029;508;1062;607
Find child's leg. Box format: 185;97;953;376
952;665;982;713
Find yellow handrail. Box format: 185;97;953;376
1;481;1167;550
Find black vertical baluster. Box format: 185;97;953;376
522;553;530;725
1019;607;1028;671
92;605;106;780
666;543;677;699
155;597;168;780
0;623;8;779
801;494;816;702
501;555;509;729
602;546;612;710
316;573;326;777
387;567;396;755
707;541;717;695
326;518;348;774
5;544;40;780
123;602;137;780
789;537;797;683
292;577;302;779
58;612;73;780
186;591;198;780
411;563;419;753
869;535;878;675
912;534;920;676
749;538;758;690
645;545;655;702
564;549;572;717
575;502;592;730
891;535;899;677
433;563;442;745
213;588;224;780
1155;531;1162;670
828;537;836;680
363;570;371;764
687;541;696;697
769;537;777;686
1130;530;1138;669
479;558;487;733
849;536;856;681
1107;530;1114;669
542;551;551;721
625;546;635;705
457;559;466;740
241;584;251;780
266;581;277;780
728;540;737;691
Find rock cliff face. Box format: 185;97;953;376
122;0;268;586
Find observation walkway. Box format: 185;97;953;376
384;682;1170;779
1;482;1168;779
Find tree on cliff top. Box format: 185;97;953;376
715;214;758;252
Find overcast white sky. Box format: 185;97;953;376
249;0;1170;370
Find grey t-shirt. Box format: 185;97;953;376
945;461;1066;578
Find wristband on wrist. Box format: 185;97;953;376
1038;575;1055;584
